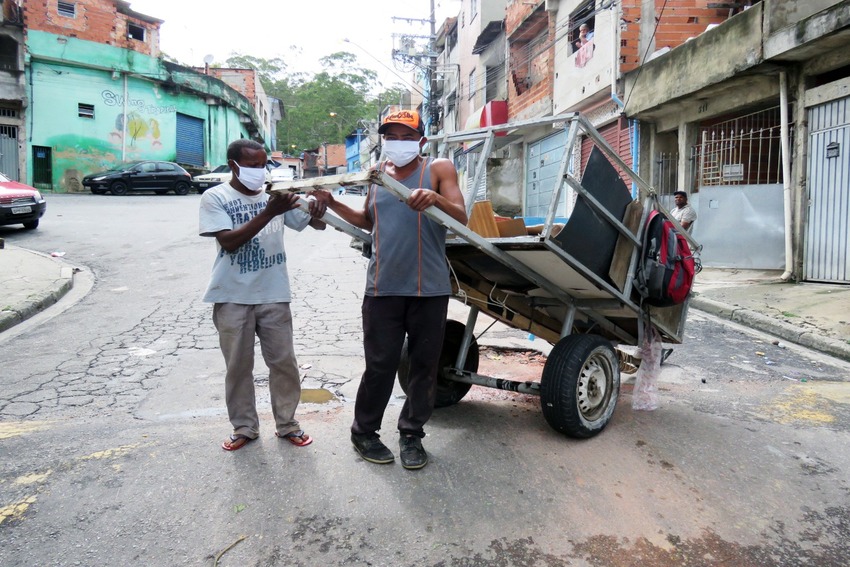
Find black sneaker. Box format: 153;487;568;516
399;435;428;470
351;433;394;464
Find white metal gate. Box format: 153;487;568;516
805;96;850;283
692;106;787;269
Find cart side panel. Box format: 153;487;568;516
551;147;633;280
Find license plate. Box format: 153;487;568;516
199;183;210;188
11;206;32;214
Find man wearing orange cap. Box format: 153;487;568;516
313;109;467;469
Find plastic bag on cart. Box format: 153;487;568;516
632;324;662;411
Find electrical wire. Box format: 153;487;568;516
450;0;621;104
623;0;670;109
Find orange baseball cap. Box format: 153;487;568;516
378;109;425;136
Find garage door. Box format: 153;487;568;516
580;117;633;184
175;113;204;167
525;129;568;218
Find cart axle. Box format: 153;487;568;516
444;369;541;396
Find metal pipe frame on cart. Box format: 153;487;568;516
438;116;674;344
274;116;678;346
451;114;694;345
270;112;699;393
271;168;639;345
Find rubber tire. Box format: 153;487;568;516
397;320;478;408
110;181;128;196
173;181;190;195
540;334;620;438
22;220;39;230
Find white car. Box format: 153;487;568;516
193;165;232;193
269;166;298;183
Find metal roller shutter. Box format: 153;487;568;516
175;113;204;167
580;117;633;184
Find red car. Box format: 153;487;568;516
0;172;46;230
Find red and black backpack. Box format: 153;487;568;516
637;209;697;307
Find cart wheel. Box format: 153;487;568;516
540;334;620;438
398;320;478;408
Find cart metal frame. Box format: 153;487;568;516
271;113;700;438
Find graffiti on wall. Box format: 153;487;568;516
102;90;176;149
48;90;179;192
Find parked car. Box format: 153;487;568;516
82;161;192;195
193;164;231;193
268;166;298;184
0;172;46;230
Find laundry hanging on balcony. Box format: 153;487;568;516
575;41;594;68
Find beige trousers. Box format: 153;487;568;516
212;302;302;439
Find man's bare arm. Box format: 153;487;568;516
406;159;468;225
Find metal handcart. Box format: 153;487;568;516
271;113;700;439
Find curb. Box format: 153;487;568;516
0;254;76;334
690;295;850;362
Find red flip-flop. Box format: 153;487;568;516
222;434;254;451
276;430;313;447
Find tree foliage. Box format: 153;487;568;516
223;52;409;153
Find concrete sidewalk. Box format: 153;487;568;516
691;268;850;361
1;242;848;361
0;243;76;333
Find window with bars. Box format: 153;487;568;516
58;1;75;18
569;0;596;53
692;106;788;189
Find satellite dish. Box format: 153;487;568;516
203;54;214;64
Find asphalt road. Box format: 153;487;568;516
0;193;848;566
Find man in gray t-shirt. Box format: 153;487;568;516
671;191;697;232
200;139;326;452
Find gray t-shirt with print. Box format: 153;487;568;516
199;183;309;304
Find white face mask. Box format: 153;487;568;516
383;139;421;167
235;164;267;192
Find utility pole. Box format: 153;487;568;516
428;0;437;138
391;1;438;137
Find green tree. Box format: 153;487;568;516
220;52;410;153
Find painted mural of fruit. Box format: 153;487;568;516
126;112;149;146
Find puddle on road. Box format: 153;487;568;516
300;389;337;404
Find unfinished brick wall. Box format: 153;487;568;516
205;69;258;103
620;0;731;73
506;0;543;33
23;0;160;57
506;1;555;120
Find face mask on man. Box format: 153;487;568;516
234;163;267;192
383;139;422;167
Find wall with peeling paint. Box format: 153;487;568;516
26;30;261;192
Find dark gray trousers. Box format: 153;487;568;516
352;295;449;438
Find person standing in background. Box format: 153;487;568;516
671;191;697;232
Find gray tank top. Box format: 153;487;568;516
365;158;450;297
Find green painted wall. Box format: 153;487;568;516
26;30;259;192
